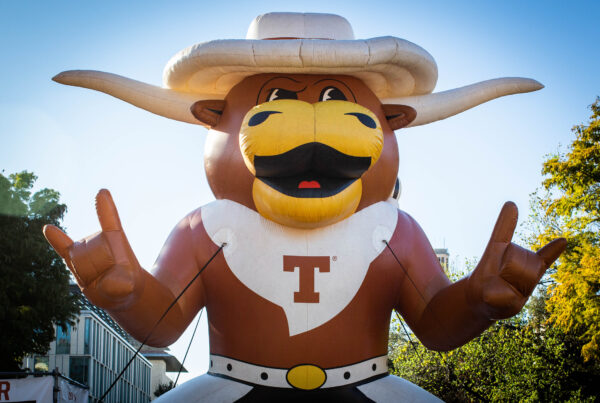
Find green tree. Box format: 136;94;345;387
154;381;174;397
389;258;600;401
390;309;599;401
0;171;79;371
529;98;600;362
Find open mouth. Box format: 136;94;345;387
254;143;371;198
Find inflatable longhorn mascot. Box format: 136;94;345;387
45;13;566;402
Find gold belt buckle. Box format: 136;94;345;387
286;364;326;390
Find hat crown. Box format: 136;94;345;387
246;12;355;40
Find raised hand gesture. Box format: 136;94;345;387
44;189;143;310
468;202;566;319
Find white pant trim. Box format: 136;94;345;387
208;354;388;389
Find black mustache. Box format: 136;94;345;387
253;143;371;179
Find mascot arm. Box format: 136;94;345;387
44;189;203;347
394;203;565;351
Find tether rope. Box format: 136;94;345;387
384;240;485;402
394;310;423;362
98;243;225;402
174;308;204;387
383;240;452;345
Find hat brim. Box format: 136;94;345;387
162;36;438;99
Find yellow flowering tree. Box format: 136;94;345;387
529;98;600;361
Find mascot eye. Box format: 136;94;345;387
268;88;298;101
320;86;347;101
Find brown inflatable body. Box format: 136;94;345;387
44;13;565;403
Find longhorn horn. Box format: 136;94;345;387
382;77;543;128
52;70;216;125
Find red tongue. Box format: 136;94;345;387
298;180;321;189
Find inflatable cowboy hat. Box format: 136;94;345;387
53;12;542;127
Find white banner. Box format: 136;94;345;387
0;376;88;403
0;376;53;402
57;379;88;403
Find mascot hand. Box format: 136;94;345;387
467;202;566;319
44;189;143;309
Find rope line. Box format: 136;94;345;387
383;240;431;306
174;308;204;387
384;240;455;346
394;310;423;362
384;240;486;402
99;243;225;402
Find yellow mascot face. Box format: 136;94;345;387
240;99;384;229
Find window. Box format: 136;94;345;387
94;361;99;395
56;324;71;354
84;318;90;354
112;337;116;367
34;356;49;372
69;356;90;385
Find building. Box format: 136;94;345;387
140;346;187;400
434;248;450;271
24;286;153;402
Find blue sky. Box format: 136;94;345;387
1;0;598;384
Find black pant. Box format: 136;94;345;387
237;383;377;402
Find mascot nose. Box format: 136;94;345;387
239;99;383;176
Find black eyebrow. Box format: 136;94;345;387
312;78;357;103
267;86;307;100
257;76;303;104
